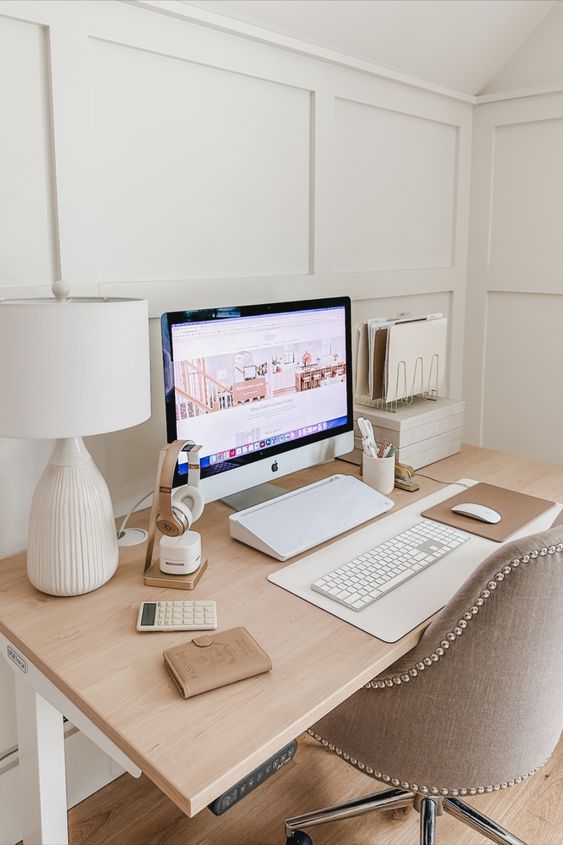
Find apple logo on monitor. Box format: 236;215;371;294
271;461;279;473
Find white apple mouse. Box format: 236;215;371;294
451;503;502;524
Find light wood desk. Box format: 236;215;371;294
1;445;562;845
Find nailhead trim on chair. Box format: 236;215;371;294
363;542;563;690
306;540;560;795
306;729;550;796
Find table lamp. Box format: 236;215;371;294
0;282;151;596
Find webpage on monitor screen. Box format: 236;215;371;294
170;306;348;470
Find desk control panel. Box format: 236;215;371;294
208;740;297;815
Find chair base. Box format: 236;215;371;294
285;787;528;845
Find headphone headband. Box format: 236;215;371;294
159;440;200;493
158;440;201;531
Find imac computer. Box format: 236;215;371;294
161;297;354;507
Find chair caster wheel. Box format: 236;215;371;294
286;832;313;845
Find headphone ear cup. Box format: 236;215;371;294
157;498;192;536
172;497;194;532
174;485;204;524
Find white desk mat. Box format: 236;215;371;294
268;479;562;643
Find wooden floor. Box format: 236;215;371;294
67;734;563;845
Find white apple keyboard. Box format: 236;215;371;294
229;474;394;561
311;520;470;611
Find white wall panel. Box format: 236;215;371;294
483;292;563;464
490;118;563;269
465;92;563;462
89;38;312;282
333;98;458;273
0;16;57;285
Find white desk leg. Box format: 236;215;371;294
15;674;69;845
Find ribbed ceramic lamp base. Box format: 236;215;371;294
27;437;118;596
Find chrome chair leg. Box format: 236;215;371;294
444;796;528;845
420;797;437;845
285;787;413;836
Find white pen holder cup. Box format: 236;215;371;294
363;453;395;496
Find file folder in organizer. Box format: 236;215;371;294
384;317;447;402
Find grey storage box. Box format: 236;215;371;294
343;397;464;470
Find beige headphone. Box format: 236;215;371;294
155;440;204;537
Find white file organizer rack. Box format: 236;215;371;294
357;314;446;413
357;353;441;413
387;352;441;410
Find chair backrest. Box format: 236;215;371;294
365;525;563;793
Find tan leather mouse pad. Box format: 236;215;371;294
422;482;554;542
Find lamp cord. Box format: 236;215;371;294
117;490;153;539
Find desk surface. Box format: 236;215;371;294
1;445;562;817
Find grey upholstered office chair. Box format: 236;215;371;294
284;523;563;845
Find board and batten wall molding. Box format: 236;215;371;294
0;1;472;837
476;81;563;105
129;0;477;105
464;90;563;465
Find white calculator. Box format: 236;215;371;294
136;600;217;632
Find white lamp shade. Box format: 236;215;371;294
0;297;151;438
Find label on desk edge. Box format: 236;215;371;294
7;644;27;673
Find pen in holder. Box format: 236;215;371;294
357;417;396;495
362;452;395;496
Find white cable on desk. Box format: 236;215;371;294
416;473;471;489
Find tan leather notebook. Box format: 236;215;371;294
422;482;554;543
163;627;272;699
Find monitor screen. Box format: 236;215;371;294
161;297;352;484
